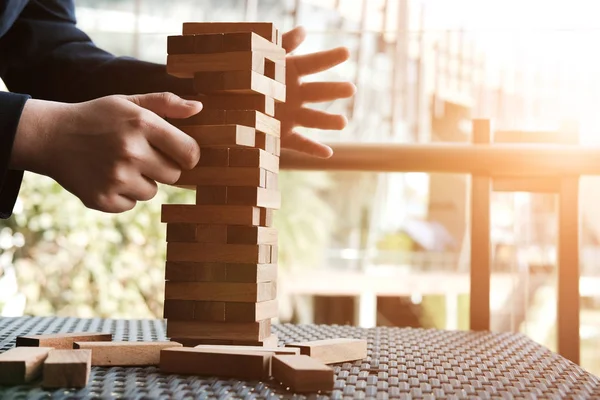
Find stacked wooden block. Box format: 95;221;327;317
162;22;285;347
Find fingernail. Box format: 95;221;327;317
184;100;202;109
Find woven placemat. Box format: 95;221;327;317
1;316;599;399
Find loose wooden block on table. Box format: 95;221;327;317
285;338;368;364
227;226;278;245
171;334;279;348
165;262;277;283
42;349;91;389
166;223;228;243
0;347;53;385
194;344;298;355
181;125;255;148
16;332;112;349
165;281;276;302
166;319;272;341
194;70;286;102
229;148;279;173
182;22;278;44
162;204;261;225
166;242;272;264
271;355;334;393
176;167;266;187
73;341;182;366
166;52;264;78
160;347;270;380
186;94;275;116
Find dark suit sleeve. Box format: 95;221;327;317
0;0;193;218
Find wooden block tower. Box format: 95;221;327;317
161;22;284;347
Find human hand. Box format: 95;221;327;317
11;93;202;213
277;26;356;158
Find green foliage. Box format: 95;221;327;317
0;171;333;319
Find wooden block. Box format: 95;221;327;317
166;319;272;341
256;132;281;155
182;22;278;44
194;70;286;102
265;170;279;190
167;35;195;54
285;338;368;364
194;344;297;355
166;223;228;243
164;300;226;321
196;186;228;205
165;281;276;302
42;349;91;389
225;111;280;138
167;52;264;78
188;94;276;116
227;187;281;209
73;341;182;366
182;124;256;148
265;58;286;83
271;245;279;263
169;110;226;127
260;208;274;227
227;226;278;245
225;263;278;283
176;167;266;187
166;242;271;264
221;32;285;59
171;334;279;348
0;347;53;385
165;262;277;283
229;148;279;173
197;148;229;167
164;299;196;320
271;355;334;393
16;332;112;349
225;299;278;322
162;204;261;225
160;347;270;380
176;32;284;59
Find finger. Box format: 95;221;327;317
291;47;350;76
143;114;201;170
127;92;203;119
141;147;182;185
92;194;136;214
282;132;334;159
120;175;158;202
295;108;348;130
300;82;357;103
282;26;307;53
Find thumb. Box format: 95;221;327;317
127;92;203;119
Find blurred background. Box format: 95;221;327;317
3;0;600;374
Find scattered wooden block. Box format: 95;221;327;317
165;262;277;283
271;355;334;393
166;319;272;341
0;347;53;385
160;347;271;380
176;167;266;187
171;334;279;348
167;52;264;78
73;341;182;366
16;332;112;349
182;124;256;148
229;148;279;172
193;344;298;355
196;148;230;167
166;242;272;264
42;349;91;389
166;223;228;243
187;94;275;116
182;22;278;44
165;281;276;302
161;204;261;225
225;299;278;322
227;226;278;245
227;187;281;209
264;58;286;83
285;338;368;364
194;70;286;102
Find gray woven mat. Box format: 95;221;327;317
1;316;599;399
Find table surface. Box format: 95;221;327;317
1;317;599;399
